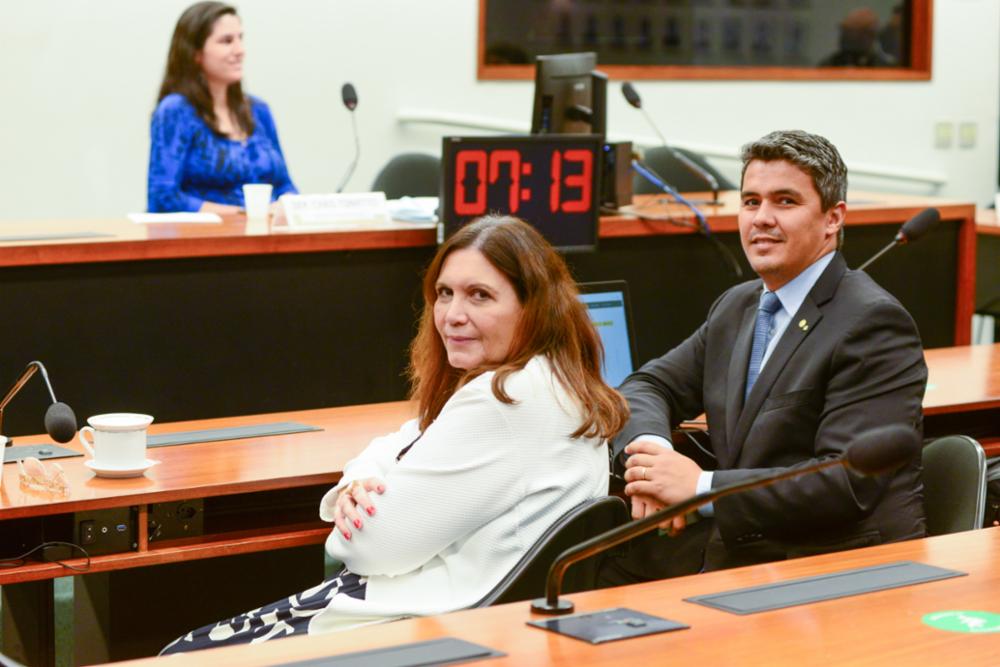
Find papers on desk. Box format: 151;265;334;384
387;196;439;223
128;212;223;224
281;192;390;228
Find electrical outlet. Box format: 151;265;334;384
934;122;953;149
958;122;977;149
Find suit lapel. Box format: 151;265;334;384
724;253;847;467
723;297;759;465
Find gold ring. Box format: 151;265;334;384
641;466;647;481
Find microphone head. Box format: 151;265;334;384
621;82;642;109
341;83;358;111
44;402;77;443
844;424;921;475
896;207;940;243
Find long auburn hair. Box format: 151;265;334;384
157;2;254;137
409;216;629;440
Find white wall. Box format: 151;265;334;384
0;0;996;221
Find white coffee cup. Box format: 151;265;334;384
79;413;154;470
243;183;273;221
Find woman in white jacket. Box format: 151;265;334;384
162;215;629;653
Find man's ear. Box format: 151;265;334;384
826;201;846;239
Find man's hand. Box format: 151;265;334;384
332;477;385;540
623;440;702;506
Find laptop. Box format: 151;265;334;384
577;281;638;387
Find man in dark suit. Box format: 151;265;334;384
601;130;926;583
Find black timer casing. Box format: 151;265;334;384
441;135;603;251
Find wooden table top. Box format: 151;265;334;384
114;527;1000;667
923;343;1000;414
0;191;974;268
976;208;1000;236
0;401;415;521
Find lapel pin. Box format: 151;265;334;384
798;319;809;331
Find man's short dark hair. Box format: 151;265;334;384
740;130;848;211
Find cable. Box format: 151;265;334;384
0;541;91;572
631;159;744;279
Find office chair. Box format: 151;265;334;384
632;146;736;195
975;296;1000;343
472;495;629;607
371;153;441;199
921;435;987;535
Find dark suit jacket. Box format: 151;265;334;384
612;252;927;570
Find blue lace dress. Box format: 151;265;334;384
147;93;297;212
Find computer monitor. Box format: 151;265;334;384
578;280;637;387
531;52;607;138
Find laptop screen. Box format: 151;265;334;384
577;281;637;387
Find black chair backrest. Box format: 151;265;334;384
633;145;736;194
371;153;441;199
473;495;629;608
922;435;987;535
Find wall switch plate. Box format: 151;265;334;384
958;122;977;149
934;122;953;149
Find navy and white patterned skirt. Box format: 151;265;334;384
160;568;368;655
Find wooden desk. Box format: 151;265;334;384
1;339;995;663
0;401;414;582
1;344;993;587
0;401;414;665
115;528;1000;667
0;192;975;438
923;344;1000;455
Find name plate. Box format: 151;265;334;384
281;192;389;228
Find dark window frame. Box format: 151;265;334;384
478;0;932;82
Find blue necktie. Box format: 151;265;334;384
745;291;782;401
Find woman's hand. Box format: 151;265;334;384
333;477;385;540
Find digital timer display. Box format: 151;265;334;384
441;135;602;250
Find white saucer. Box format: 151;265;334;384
84;459;160;478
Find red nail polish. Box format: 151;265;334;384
343;531;351;540
354;519;362;529
377;486;385;493
367;506;375;516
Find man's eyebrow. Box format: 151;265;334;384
740;187;805;199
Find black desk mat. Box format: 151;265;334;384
528;607;688;644
3;443;81;463
686;560;966;615
147;422;322;448
278;637;504;666
2;422;322;463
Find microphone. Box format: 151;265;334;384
0;361;78;443
857;208;940;272
341;83;358;111
621;82;721;204
632;158;743;279
531;423;920;614
335;82;360;193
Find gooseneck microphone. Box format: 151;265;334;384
335;82;360;193
856;208;941;272
530;424;920;615
0;361;78;443
631;157;743;278
621;82;721;205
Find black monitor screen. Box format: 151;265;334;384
578;280;637;387
441;134;602;251
531;52;605;137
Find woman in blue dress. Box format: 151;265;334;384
148;2;297;213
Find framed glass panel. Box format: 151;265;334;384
479;0;931;81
